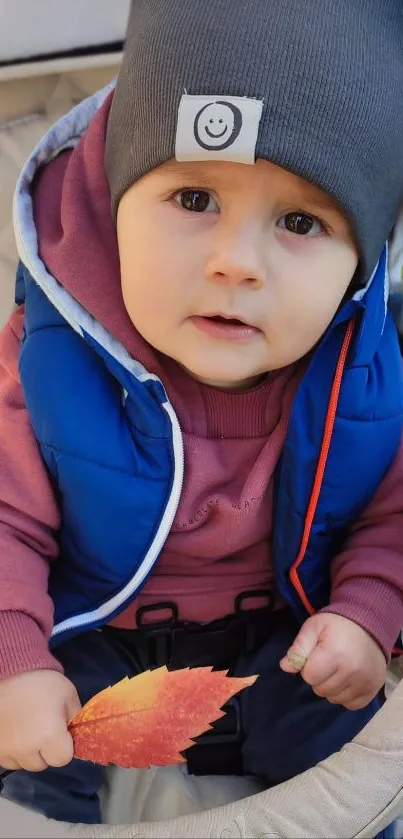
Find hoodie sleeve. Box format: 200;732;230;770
0;307;63;677
322;435;403;659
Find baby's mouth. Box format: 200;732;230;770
190;313;260;340
205;315;247;326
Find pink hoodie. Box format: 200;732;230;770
0;95;402;678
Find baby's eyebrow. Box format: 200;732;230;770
297;188;343;216
156;160;219;180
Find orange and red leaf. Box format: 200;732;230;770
68;666;257;768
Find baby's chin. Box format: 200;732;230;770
183;364;267;391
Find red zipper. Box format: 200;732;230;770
289;317;356;614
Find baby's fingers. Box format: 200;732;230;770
1;753;48;772
280;650;307;674
40;728;74;769
311;673;351;699
18;753;48;773
326;689;370;710
300;646;337;687
309;672;375;708
0;758;20;771
280;619;321;674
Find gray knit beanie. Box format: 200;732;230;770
105;0;403;283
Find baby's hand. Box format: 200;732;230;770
0;669;81;771
280;613;387;709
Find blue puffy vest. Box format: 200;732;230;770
15;242;403;649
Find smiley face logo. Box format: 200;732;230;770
193;101;243;151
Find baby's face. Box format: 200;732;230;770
117;159;358;389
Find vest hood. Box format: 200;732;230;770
13;83;163;386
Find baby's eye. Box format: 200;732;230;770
278;212;323;236
175;189;218;213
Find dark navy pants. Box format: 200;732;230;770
2;610;386;829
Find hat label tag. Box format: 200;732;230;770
175;94;263;165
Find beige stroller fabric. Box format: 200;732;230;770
1;676;403;838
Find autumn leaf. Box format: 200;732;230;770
68;666;257;768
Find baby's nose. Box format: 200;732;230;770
205;234;266;289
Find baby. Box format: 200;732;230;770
1;0;403;828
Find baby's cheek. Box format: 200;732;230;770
265;313;318;366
